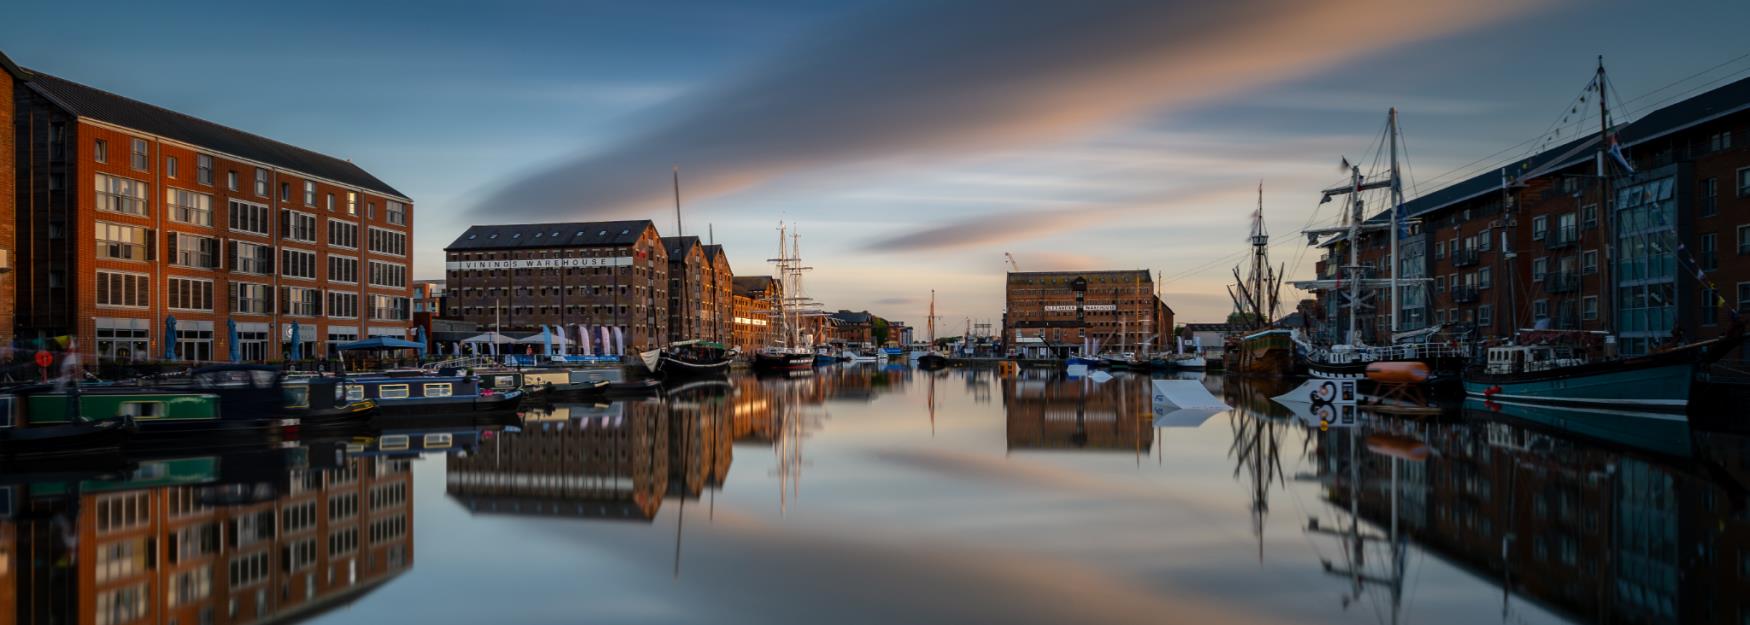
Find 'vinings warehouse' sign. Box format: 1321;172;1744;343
1042;304;1118;312
447;257;634;271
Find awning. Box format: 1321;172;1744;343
336;337;424;351
460;332;519;345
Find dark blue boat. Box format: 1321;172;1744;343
342;374;523;415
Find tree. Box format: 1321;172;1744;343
1227;311;1262;326
872;317;891;345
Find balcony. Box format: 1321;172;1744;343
1545;226;1579;250
1451;249;1480;268
1544;272;1579;294
1451;286;1480;304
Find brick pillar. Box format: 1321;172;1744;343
0;68;16;348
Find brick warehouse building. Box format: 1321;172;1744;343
701;244;734;344
731;275;777;352
4;50;413;361
1299;70;1750;358
1002;270;1174;355
1;54;19;349
443;221;671;352
663;235;735;344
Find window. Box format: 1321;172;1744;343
282;210;317;242
1477;229;1491;251
283;501;317;534
1478;304;1492;326
281;249;317;279
96;318;149;361
1711;130;1733;152
95;173;149;216
96;222;152;261
1703;177;1718;217
329;492;358;521
379;384;410;399
371;482;407;510
1703;287;1720;325
1702;233;1719;270
1740;283;1750;310
94;138;108;163
328;256;358;283
166;155;178;178
168;278;214;311
255;168;269;196
424;383;452;397
166;187;213;226
369;261;406;288
197;154;213;185
386;201;407;226
370;514;407;544
280;181;291;201
346;191;357;215
1739;225;1750;255
229;199;270;235
230;282;273;314
1533;299;1549;320
1582;203;1597;229
328;291;359;318
96;583;148;625
229;551;270;588
1531;215;1548;240
304;180;316;205
328;527;359;557
1434;241;1444;259
230;241;273;274
1435;275;1446;292
1532;257;1548;281
369;227;407;255
127;138;148;170
96;539;146;582
283;286;320;316
326;193;335;212
167;566;212;608
329;220;359;248
285;538;319;572
96;492;151;533
225;170;237;191
170;233;219;268
1738;167;1750;197
371;295;410;321
175;321;214;361
1478;267;1492;289
1583;250;1598;274
97;271;150;308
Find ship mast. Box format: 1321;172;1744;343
1388;108;1402;334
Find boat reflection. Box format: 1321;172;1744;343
0;445;414;625
1302;402;1750;624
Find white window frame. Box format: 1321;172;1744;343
281;248;318;280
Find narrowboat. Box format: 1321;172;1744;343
0;389;135;458
515;368;617;394
15;384;280;437
173;365;376;425
343;374;524;415
1464;332;1745;414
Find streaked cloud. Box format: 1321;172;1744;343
471;0;1555;221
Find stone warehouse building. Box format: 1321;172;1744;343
443;220;671;352
3;50;414;361
1301;69;1750;357
1002;270;1174;355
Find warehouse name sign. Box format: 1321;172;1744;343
447;256;634;271
1042;304;1118;312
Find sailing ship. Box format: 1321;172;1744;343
652;167;738;379
1226;185;1301;377
754;223;818;372
1292;109;1465;385
916;290;949;369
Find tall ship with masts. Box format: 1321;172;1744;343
1292;109;1467;385
753;223;819;372
1226;186;1302;377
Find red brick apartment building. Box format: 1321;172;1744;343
443;220;672;352
1304;71;1750;357
1002;270;1174;354
2;50;414;361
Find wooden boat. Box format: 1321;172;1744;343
343;374;524;415
650;341;736;380
1464;332;1746;414
916;353;949;370
1229;329;1301;377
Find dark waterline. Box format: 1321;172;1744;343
4;366;1745;624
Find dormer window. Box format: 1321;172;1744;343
598;230;608;236
468;234;477;240
511;233;520;239
575;231;585;237
489;233;499;239
534;232;543;238
620;229;629;235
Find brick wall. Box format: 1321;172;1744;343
0;68;14;347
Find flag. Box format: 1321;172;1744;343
1607;134;1635;173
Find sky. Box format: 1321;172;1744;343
7;0;1750;328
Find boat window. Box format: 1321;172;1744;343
379;384;411;400
424;433;454;448
345;385;366;402
119;401;165;418
493;376;516;390
424;383;453;398
379;435;410;451
284;387;310;408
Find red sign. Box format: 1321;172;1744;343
34;350;52;368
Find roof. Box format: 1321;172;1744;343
1006;269;1152;284
1381;72;1750;223
0;50;26;81
732;275;776;296
702;244;725;263
22;69;407;199
832;310;874;323
662;236;702;260
445;220;656;251
1183;323;1244;332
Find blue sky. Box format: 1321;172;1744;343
7;0;1750;327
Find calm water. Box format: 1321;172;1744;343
5;366;1748;624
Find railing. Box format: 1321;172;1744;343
1545;226;1578;250
423;355;500;371
1451;286;1480;304
1544;272;1579;294
1451;249;1480;268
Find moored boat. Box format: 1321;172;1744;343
343;374;524;415
0;389;136;458
1230;329;1301;377
648;340;737;380
753;349;816;372
1463;332;1745;414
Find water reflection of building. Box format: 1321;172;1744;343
1312;415;1750;624
1003;374;1153;452
447;401;670;521
0;450;413;625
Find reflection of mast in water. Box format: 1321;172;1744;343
1305;427;1409;625
927;373;937;437
1227;398;1288;561
772;378;821;515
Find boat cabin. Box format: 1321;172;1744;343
1483;345;1589;375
